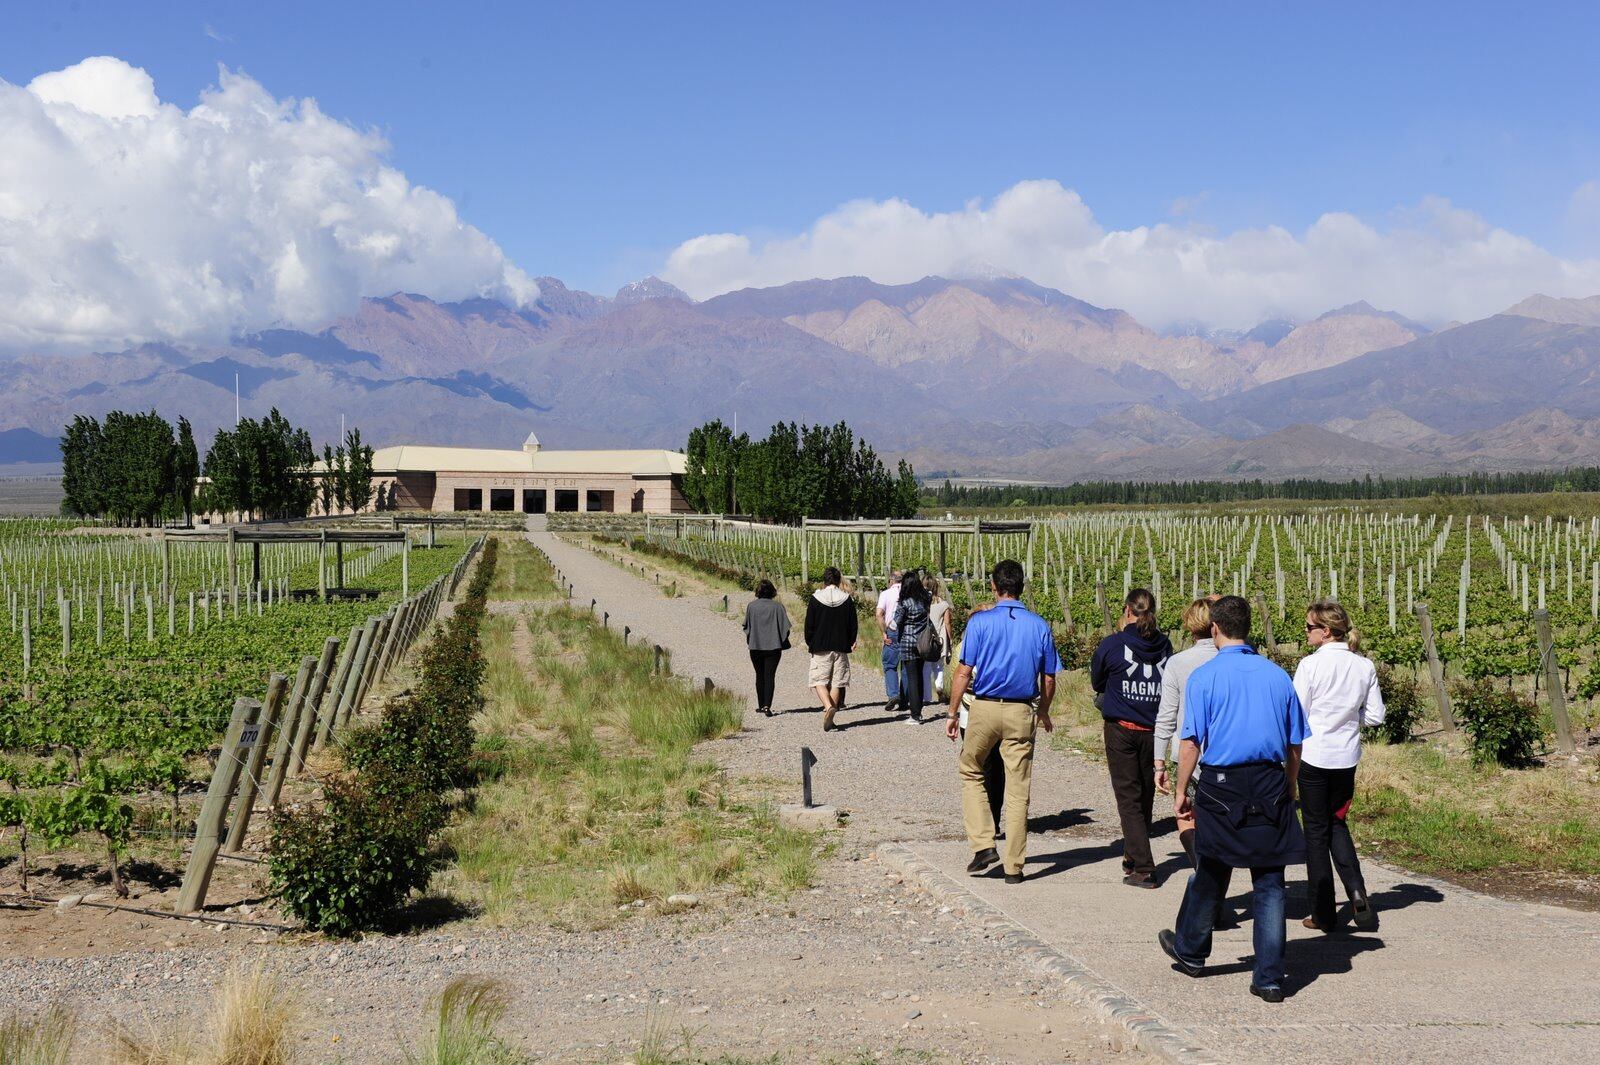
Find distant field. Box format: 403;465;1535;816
937;490;1600;521
0;474;62;515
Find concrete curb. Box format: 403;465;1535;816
877;842;1221;1065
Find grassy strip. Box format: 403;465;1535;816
1354;742;1600;878
437;604;817;929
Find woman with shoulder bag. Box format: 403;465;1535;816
893;572;933;723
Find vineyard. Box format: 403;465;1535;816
0;517;473;898
617;510;1600;740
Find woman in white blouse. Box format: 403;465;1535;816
1293;600;1385;932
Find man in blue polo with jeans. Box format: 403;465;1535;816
1158;595;1308;1002
945;559;1061;884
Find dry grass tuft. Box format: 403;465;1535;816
0;1004;78;1065
111;963;299;1065
403;977;519;1065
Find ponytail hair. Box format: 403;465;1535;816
1308;599;1360;652
1124;588;1160;639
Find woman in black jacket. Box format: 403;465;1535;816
804;567;858;731
1090;588;1173;888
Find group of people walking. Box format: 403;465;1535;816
742;557;1386;1001
741;566;954;729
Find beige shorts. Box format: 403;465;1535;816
808;651;851;688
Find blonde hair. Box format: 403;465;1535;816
1181;597;1213;638
1307;599;1360;651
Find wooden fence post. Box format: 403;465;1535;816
338;618;381;728
1534;609;1575;754
224;673;289;851
308;633;357;756
177;697;257;914
1254;595;1276;651
263;656;316;804
1413;604;1455;732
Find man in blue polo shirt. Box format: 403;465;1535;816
1158;595;1308;1003
944;559;1061;884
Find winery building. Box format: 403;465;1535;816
373;433;689;514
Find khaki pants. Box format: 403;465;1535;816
960;698;1036;875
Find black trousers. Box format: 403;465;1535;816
1104;720;1156;877
960;726;1006;833
750;649;782;710
900;654;925;715
1299;762;1366;924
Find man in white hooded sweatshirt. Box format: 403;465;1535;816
805;567;859;731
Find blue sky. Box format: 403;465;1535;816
3;1;1599;340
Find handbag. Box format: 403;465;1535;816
913;622;937;661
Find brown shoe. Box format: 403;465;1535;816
1302;916;1334;931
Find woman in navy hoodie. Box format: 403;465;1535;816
1090;588;1173;889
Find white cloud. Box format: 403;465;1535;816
662;179;1600;330
0;56;535;354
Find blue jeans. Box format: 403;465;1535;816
882;631;901;702
1173;857;1286;989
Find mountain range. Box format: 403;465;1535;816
2;275;1598;484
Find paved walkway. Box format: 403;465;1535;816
532;524;1600;1064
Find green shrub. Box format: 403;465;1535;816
268;775;439;937
1451;680;1543;768
1366;664;1424;745
1052;626;1098;672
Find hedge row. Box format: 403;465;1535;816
268;538;498;936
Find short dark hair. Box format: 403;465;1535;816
991;559;1025;598
821;566;842;586
754;579;777;599
1209;595;1251;639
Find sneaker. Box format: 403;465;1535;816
1158;929;1202;977
1250;984;1285;1003
1351;893;1378;931
965;848;999;875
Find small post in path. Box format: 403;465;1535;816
1413;604;1455;732
654;645;665;675
177;696;258;914
801;746;818;808
704;677;714;695
1534;609;1575;754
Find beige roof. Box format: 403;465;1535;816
373;444;686;477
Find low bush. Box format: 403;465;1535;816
268;773;441;938
1451;679;1543;768
1367;664;1425;745
270;537;497;936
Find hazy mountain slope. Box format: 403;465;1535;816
1196;315;1600;437
1501;294;1600;327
